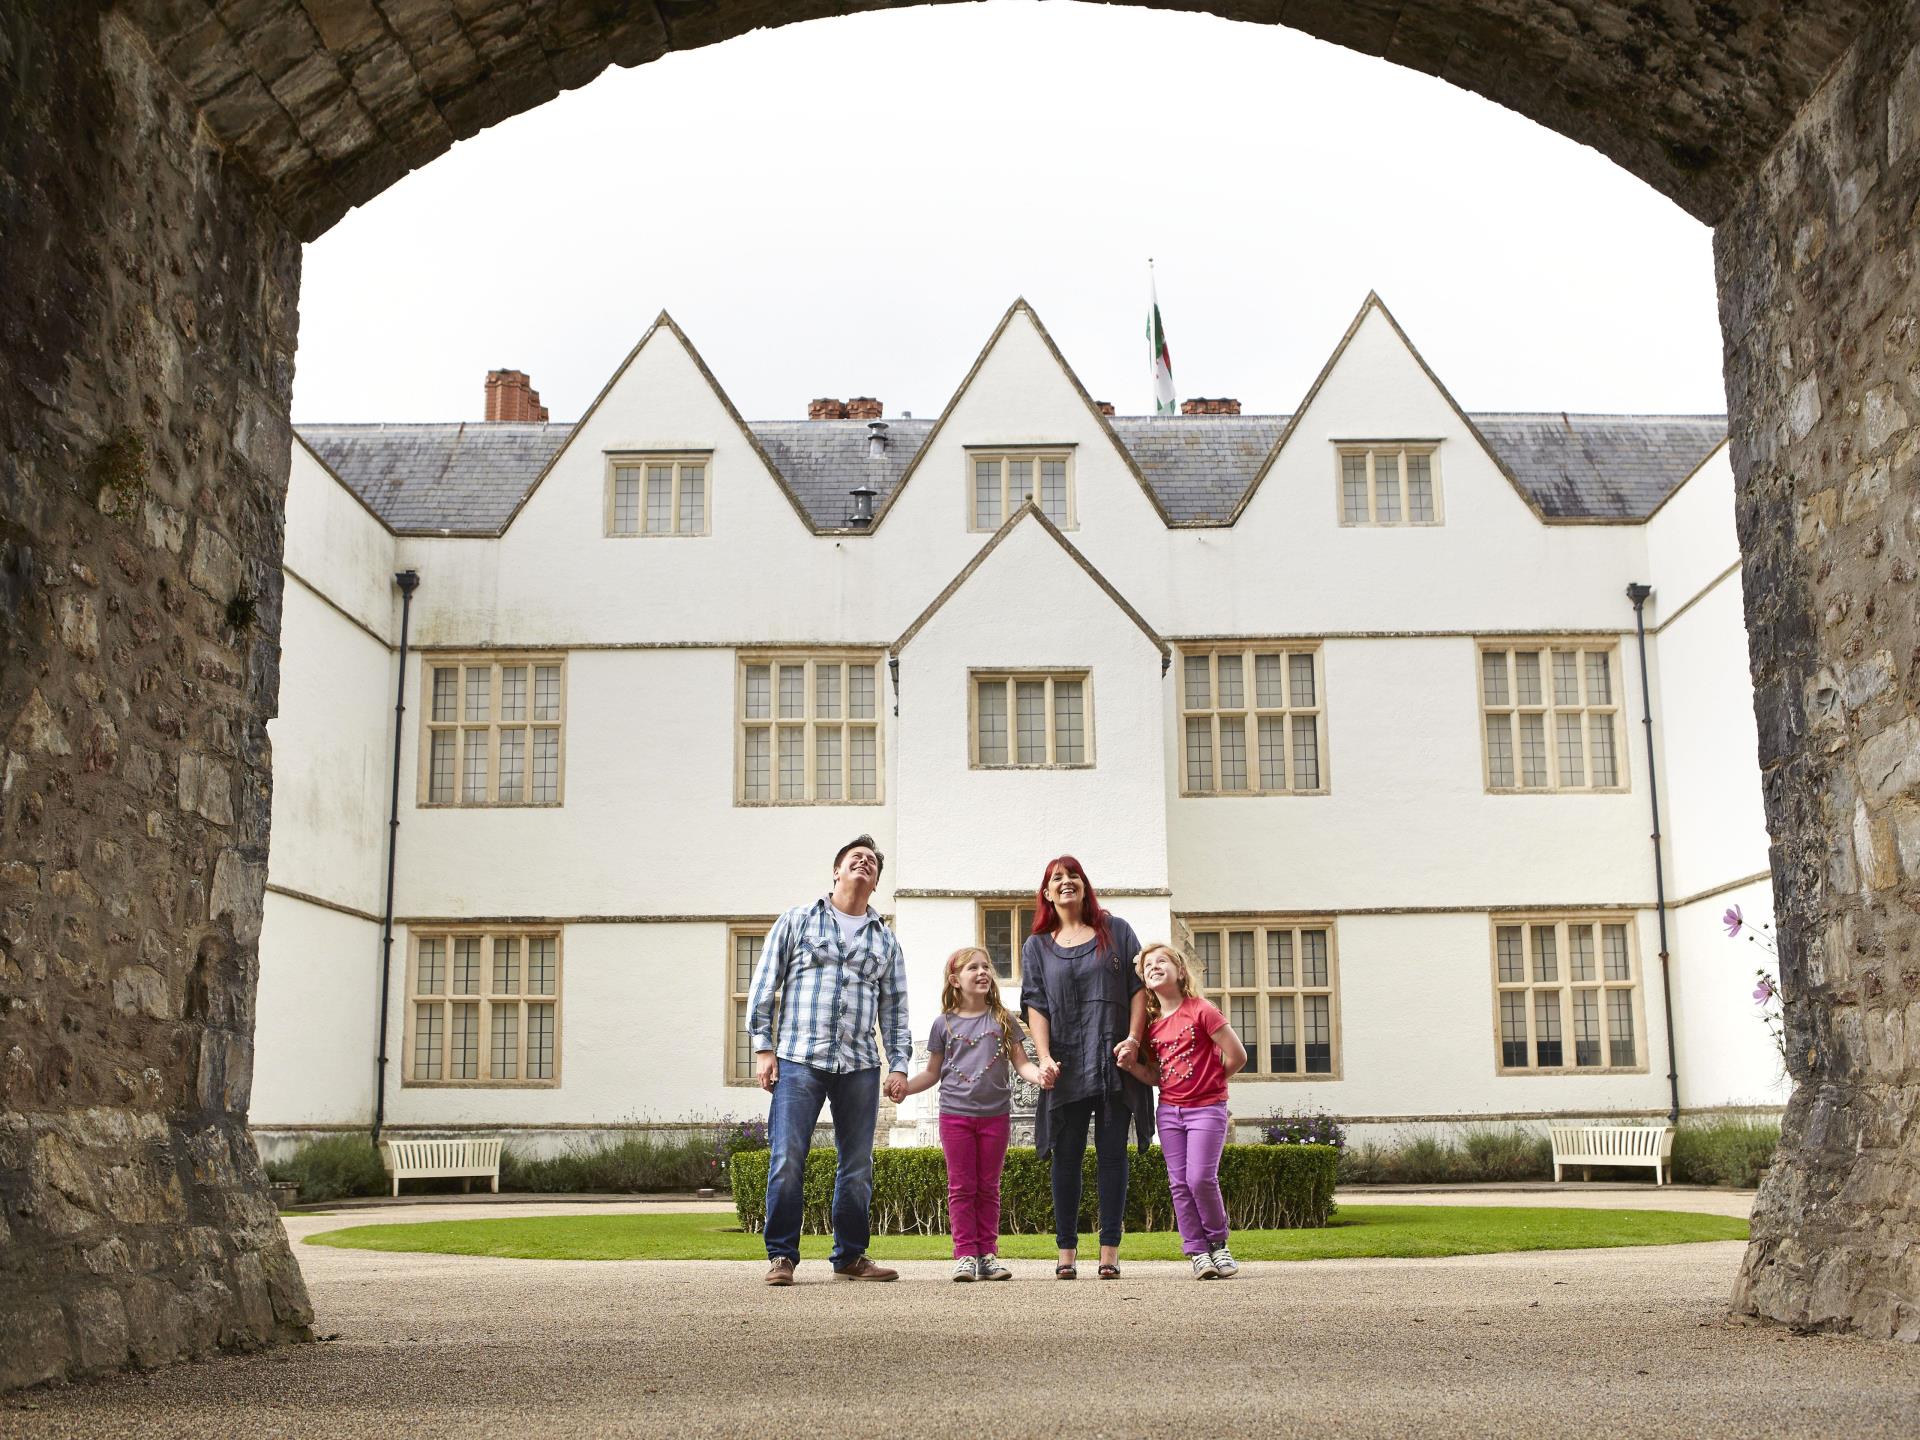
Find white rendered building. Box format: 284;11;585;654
253;295;1784;1157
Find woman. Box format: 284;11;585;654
1019;855;1153;1279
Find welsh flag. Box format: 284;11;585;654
1147;275;1175;414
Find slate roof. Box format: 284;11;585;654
297;412;1726;535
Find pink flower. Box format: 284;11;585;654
1753;977;1776;1004
1723;905;1744;938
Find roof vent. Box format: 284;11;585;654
847;483;878;528
866;419;889;459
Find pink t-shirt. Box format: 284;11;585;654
1148;997;1229;1106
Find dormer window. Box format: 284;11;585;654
969;449;1074;531
1337;444;1440;525
608;453;709;536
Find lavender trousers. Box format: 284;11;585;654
940;1113;1011;1258
1157;1101;1230;1255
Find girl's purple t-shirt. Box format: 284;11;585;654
929;1010;1026;1117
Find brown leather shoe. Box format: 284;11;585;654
832;1256;897;1282
765;1257;795;1286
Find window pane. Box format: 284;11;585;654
429;731;455;803
533;666;561;721
734;933;763;994
1553;650;1580;706
743;728;769;800
461;730;488;803
1373;453;1401;522
1518;713;1548;787
977;681;1008;765
453;937;481;994
1500;991;1528;1067
1532;926;1558;982
432;667;458;722
464;666;490;722
1556;713;1586;786
1589;715;1618;786
1039;458;1068;522
678;466;705;533
527;938;556;996
493;938;520;995
531;728;560;803
1016;681;1047;764
1495;926;1524;983
1568;925;1596;981
450;1003;479;1079
1406;454;1434;521
1006;459;1033;507
417;938;445;994
1303;995;1332;1073
984;909;1013;980
1227;931;1255;987
1230;996;1258;1064
1514;651;1543;706
1572;990;1601;1066
1301;930;1329;987
413;1003;442;1080
497;727;524;802
1607;990;1636;1065
1291;715;1320;790
1482;651;1510;707
1255;653;1285;707
1183;654;1211;710
849;728;876;800
1268;930;1293;987
732;998;752;1083
1218;716;1248;791
849;665;876;720
778;665;805;720
1341;454;1368;522
1053;680;1085;764
612;468;639;534
1270;996;1297;1073
1586;651;1613;704
1216;655;1243;709
491;1005;519;1079
500;666;526;722
527;1002;555;1079
744;664;770;720
815;664;841;720
1184;717;1213;791
1194;932;1222;989
1290;653;1316;708
778;726;805;800
815;728;842;801
1257;717;1286;790
1602;924;1631;980
974;460;1000;529
1533;992;1562;1067
645;465;672;533
1485;715;1514;787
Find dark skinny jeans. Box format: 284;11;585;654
1049;1093;1131;1250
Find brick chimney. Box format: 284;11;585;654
1180;397;1242;415
1094;401;1116;416
846;397;883;421
485;369;549;422
809;398;848;420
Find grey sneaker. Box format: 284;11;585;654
976;1254;1013;1281
1210;1244;1239;1278
1189;1251;1220;1280
951;1256;978;1282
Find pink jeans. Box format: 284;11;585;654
1158;1101;1230;1255
940;1113;1011;1258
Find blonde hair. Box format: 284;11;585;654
940;946;1022;1059
1136;942;1199;1023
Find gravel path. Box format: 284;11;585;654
9;1192;1917;1437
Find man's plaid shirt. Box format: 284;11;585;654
747;896;912;1074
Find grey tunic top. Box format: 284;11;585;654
1019;918;1155;1157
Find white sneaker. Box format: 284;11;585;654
1210;1244;1239;1278
951;1256;978;1282
1189;1251;1220;1280
976;1254;1013;1281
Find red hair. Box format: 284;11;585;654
1031;854;1115;960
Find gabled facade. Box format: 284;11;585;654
254;296;1780;1154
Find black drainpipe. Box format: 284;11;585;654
373;569;420;1146
1627;582;1680;1126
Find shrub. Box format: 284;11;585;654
264;1135;390;1203
729;1144;1337;1235
501;1134;729;1194
1336;1126;1552;1185
1672;1118;1780;1187
1262;1108;1347;1149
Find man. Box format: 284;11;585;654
747;834;910;1285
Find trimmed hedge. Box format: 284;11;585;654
729;1144;1337;1235
264;1135;390;1203
1671;1119;1781;1187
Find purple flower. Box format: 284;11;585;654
1723;905;1744;938
1753;977;1776;1004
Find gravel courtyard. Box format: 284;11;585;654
8;1193;1919;1438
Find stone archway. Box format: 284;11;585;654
1;0;1915;1387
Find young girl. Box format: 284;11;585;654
903;946;1048;1281
1117;943;1248;1279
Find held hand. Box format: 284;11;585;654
755;1051;778;1092
1038;1058;1061;1088
1113;1037;1141;1068
884;1072;908;1103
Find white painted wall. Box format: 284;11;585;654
251;892;379;1124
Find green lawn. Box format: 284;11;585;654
304;1206;1746;1262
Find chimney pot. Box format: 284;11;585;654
846;397;883;421
1180;397;1241;416
1094;401;1116;416
485;368;549;422
809;398;848;420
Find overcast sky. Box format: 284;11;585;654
290;2;1727;426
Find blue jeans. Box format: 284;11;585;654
763;1061;880;1269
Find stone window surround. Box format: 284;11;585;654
725;923;774;1086
418;653;567;808
1178;643;1328;796
403;925;562;1088
1178;916;1341;1081
977;899;1038;984
1335;441;1443;526
966;445;1077;532
605;451;712;537
1478;639;1627;793
735;650;885;806
1489;913;1647;1076
969;668;1094;769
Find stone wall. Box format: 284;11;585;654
0;1;312;1387
1716;0;1920;1342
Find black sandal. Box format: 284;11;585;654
1098;1263;1121;1280
1055;1262;1078;1280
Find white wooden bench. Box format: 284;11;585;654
1550;1125;1675;1185
379;1138;502;1197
